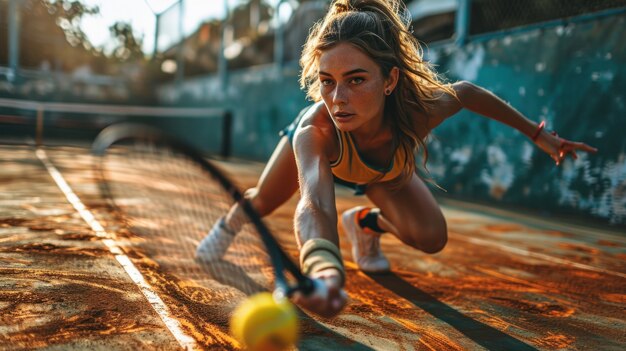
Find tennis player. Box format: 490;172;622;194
197;0;597;317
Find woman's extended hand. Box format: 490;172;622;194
534;129;598;166
292;268;347;318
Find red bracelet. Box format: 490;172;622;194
531;121;546;141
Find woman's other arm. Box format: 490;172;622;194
426;81;597;164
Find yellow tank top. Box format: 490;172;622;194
330;129;408;185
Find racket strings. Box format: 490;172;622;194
100;142;277;303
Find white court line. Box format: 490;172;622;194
454;234;626;280
36;148;197;351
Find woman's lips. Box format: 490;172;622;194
334;112;354;121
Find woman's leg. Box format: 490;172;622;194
197;136;299;260
224;136;299;230
365;173;447;254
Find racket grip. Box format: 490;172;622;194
283;276;315;298
307;278;329;301
283;276;326;299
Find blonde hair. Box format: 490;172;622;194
300;0;454;187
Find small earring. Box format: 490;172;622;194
385;89;391;95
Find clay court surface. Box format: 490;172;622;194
1;144;625;350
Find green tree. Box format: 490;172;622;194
0;0;145;73
42;0;100;49
109;21;145;62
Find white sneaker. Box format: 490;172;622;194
341;206;390;273
196;217;236;262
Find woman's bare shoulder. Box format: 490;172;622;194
298;101;335;136
406;88;462;139
294;102;339;159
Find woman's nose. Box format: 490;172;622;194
332;84;348;105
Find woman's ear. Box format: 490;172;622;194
385;67;400;95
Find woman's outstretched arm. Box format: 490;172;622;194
291;123;347;318
426;81;598;164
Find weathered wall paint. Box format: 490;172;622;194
425;15;626;225
157;14;626;226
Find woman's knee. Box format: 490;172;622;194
400;221;448;254
244;188;270;216
245;180;296;217
420;229;448;254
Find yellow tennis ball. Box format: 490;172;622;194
230;292;298;351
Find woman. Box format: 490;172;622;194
196;0;597;318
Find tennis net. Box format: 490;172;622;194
0;97;232;157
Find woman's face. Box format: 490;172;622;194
318;42;394;133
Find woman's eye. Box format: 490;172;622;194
351;77;364;84
320;79;333;86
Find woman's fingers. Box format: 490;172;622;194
579;143;598;153
552;140;598;165
565;140;598;153
539;135;598;166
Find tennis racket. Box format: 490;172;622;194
92;123;320;349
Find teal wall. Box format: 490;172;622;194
425;14;625;225
157;13;626;226
157;65;308;159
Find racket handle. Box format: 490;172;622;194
298;277;316;295
307;278;329;301
282;276;322;298
281;277;329;302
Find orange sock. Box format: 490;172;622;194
356;208;384;234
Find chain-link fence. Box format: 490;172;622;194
470;0;626;35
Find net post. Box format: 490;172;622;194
152;12;160;60
8;0;21;84
455;0;471;46
221;111;232;158
36;106;44;146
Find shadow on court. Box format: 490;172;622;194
367;272;538;351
